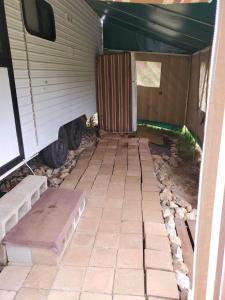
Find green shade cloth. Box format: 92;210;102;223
86;0;217;54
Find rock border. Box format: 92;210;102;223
152;139;198;299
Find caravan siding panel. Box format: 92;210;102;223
4;0;37;159
4;0;102;160
25;0;102;150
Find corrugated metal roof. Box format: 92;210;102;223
86;0;217;54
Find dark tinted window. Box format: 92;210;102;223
22;0;56;41
0;38;3;55
0;24;6;58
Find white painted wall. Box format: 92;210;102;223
4;0;102;164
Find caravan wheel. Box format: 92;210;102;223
66;119;82;150
42;126;69;168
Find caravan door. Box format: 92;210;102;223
0;1;24;177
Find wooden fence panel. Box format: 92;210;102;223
136;53;191;126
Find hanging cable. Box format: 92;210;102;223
25;163;35;175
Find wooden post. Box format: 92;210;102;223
214;191;225;300
192;0;225;299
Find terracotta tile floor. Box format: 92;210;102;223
0;137;179;299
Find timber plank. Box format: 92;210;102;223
187;220;196;246
175;218;194;284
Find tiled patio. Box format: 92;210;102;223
0;137;179;300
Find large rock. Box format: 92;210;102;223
157;162;172;183
162;207;173;218
161;199;170;206
171;187;193;211
169;234;181;247
52;169;60;176
49;178;63;186
160;188;173;202
174;195;192;211
169;156;178;168
165;215;176;228
60;172;69;180
175;207;187;219
161;178;173;188
165;215;177;236
34;169;44;176
159;183;165;191
186;209;197;221
153;157;164;170
166;227;176;237
152;154;161;160
173;260;189;274
171;244;183;261
46;169;53;177
180;289;191;300
162;154;170;161
169;201;178;208
186;204;193;213
176;271;190;290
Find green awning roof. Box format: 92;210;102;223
86;0;217;54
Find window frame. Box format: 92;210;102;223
21;0;56;42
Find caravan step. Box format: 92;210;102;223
3;188;85;265
0;176;47;241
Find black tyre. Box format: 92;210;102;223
42;126;69;168
66;119;83;150
80;115;87;131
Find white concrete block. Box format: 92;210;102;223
0;176;47;240
0;211;18;241
11;175;47;205
0;244;7;265
18;201;30;220
6;245;32;266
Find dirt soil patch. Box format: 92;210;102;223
137;125;200;209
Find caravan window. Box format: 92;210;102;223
0;38;3;55
22;0;56;41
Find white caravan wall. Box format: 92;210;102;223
0;68;20;167
27;0;102;151
4;0;102;159
5;0;37;159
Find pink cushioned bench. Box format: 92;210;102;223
3;188;85;265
